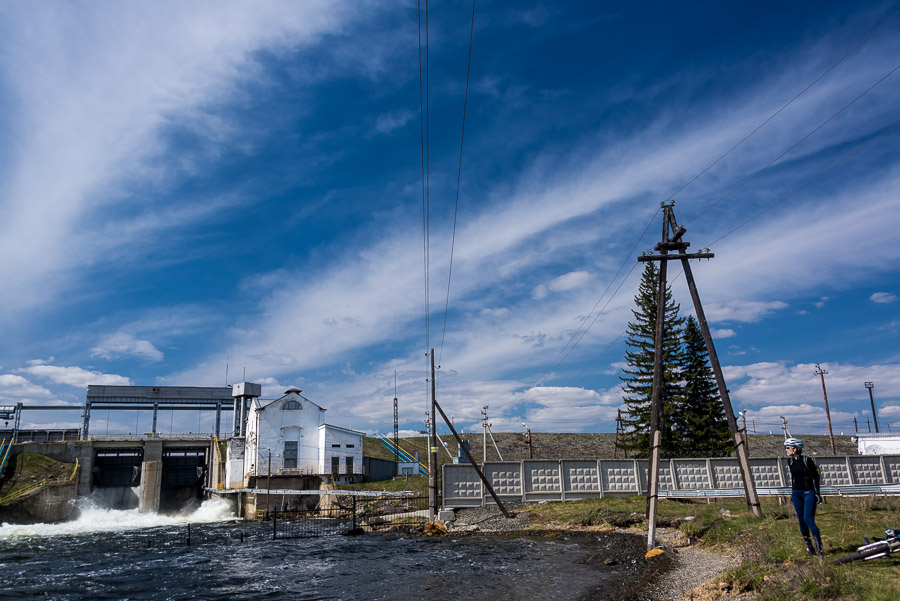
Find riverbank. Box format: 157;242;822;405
441;495;899;601
445;503;748;601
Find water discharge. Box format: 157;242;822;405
0;497;236;540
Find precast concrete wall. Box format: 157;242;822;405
442;455;900;507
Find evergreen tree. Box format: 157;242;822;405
618;263;683;458
675;316;733;457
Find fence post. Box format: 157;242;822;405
352;496;357;531
272;508;277;540
187;524;191;546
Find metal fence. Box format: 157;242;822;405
267;494;429;538
443;455;900;507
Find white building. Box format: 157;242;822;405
242;386;363;479
856;433;900;455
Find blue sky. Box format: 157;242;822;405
1;1;898;440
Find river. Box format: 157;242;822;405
0;499;655;600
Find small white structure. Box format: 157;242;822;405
856;433;900;455
242;386;363;479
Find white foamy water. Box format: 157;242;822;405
0;497;236;540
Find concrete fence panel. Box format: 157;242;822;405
847;456;884;485
599;460;639;495
562;460;601;500
523;460;562;501
442;455;900;508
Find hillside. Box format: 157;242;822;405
364;432;858;466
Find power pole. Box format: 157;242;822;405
780;416;791;439
867;418;871;433
614;409;624;459
393;372;400;463
523;423;532;459
429;349;438;520
853;416;858;433
815;364;836;454
482;405;488;465
740;411;749;454
865;382;880;433
638;202;762;549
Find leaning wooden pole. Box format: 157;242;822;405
432;398;513;518
665;210;762;518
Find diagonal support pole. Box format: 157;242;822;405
433;398;513;518
664;209;762;518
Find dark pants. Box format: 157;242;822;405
791;489;822;550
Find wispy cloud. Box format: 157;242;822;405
91;333;164;362
870;292;896;303
20;364;131;388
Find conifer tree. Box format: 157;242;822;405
676;316;733;457
618;263;683;458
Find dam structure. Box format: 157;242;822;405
2;382;365;520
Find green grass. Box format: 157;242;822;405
520;495;900;601
336;475;428;496
0;453;76;502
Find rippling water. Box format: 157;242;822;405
0;500;649;600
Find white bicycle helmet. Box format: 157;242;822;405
784;437;804;448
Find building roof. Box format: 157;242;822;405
318;423;365;437
254;389;325;412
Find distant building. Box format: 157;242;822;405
856;433;900;455
242;387;363;479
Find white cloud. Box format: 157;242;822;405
0;374;55;402
371;110;414;136
712;328;736;338
20;365;131;388
704;300;788;323
91;332;163;361
0;1;359;323
870;292;896;303
548;271;592;292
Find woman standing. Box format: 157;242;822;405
785;437;823;555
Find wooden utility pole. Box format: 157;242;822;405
523;424;533;459
638;203;762;550
429;350;438;519
815;364;836;454
393;372;400;462
865;382;880;433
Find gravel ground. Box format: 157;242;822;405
444;505;756;601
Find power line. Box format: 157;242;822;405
688;63;898;225
679;9;899;218
703;120;899;249
438;0;477;375
527;208;660;394
417;0;430;355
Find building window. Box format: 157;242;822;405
331;443;340;448
282;400;301;410
331;456;340;474
345;444;355;448
345;456;353;474
284;441;298;469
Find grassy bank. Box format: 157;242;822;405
521;495;900;601
0;453;76;503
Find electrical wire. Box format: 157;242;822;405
418;0;430;356
688;63;898;226
526;208;661;395
678;9;899;216
438;0;477;376
702;120;898;249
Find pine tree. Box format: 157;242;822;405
618;263;683;458
675;316;733;457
